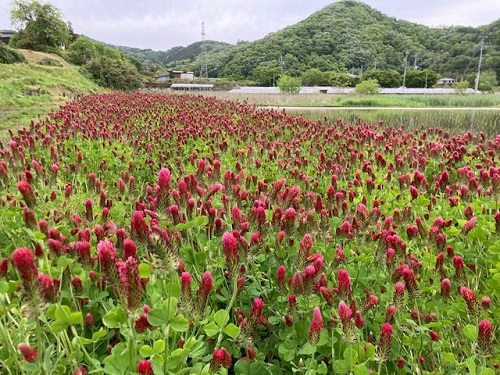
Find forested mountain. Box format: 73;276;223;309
111;40;231;68
112;0;500;86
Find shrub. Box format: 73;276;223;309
277;74;302;94
0;44;25;64
355;79;380;95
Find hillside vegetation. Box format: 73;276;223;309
0;49;103;138
117;0;500;88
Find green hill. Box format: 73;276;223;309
111;40;231;68
113;0;499;84
209;0;500;82
0;48;103;138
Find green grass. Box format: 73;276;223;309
0;58;103;138
335;94;500;108
173;91;500;108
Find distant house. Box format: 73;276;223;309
437;78;455;86
0;30;15;45
155;71;194;81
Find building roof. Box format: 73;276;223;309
171;83;214;89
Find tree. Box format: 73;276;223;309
251;64;280;86
277;74;302;94
83;55;142;91
9;0;71;52
452;80;469;94
301;68;330;86
66;36;96;65
362;69;401;88
330;72;354;87
405;69;439;88
354;79;380;95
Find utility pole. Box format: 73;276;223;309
474;36;485;93
402;51;409;89
200;22;208;78
413;54;418;69
279;54;285;74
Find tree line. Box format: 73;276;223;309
4;0;500;92
6;0;145;91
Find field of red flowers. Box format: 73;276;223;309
0;92;498;374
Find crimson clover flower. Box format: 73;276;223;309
375;323;393;363
137;359;153;375
478;319;493;355
308;306;323;344
211;347;232;371
18;343;38;362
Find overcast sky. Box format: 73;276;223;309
1;0;498;51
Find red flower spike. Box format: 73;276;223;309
393;282;405;308
360;294;378;314
97;240;118;284
276;265;286;291
76;241;91;265
354;310;364;328
386;305;397;324
211;347;232;371
131;211;149;243
397;358;406;368
288;294;297;311
11;247;38;285
137;359;153;375
73;366;88;375
297;233;313;268
134;313;153;333
402;268;420;299
156;168;171;210
17;181;37;209
181;272;192;306
195;271;213;317
308;306;323;344
478;319;493;355
0;257;8;277
429;330;440;341
246;347;256;360
18;343;38;362
38;273;56;302
250;298;263;321
222;231;239;278
118;256;143;313
85;313;94;327
338;301;352;323
482;296;491;309
123;239;137;259
375;323;393;363
320;287;335;305
460;286;480;317
462;217;477;234
440;278;451;298
337;269;351;300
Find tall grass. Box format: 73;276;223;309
286;108;500;137
169;90;500;108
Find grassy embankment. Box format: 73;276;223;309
0;49;103;138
